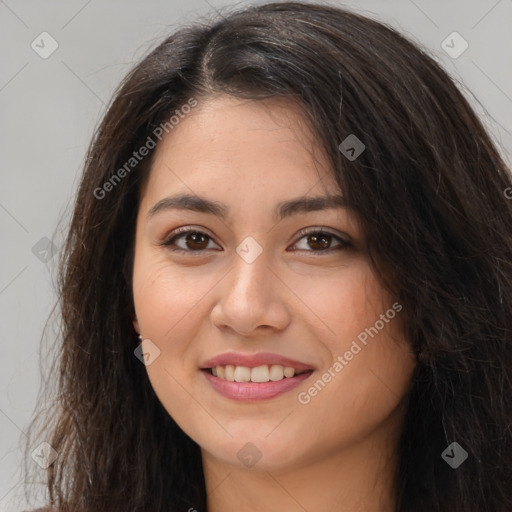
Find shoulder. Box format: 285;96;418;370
22;508;53;512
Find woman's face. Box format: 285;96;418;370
132;95;416;472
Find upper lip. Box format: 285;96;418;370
201;352;315;372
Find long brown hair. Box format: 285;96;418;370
24;2;512;511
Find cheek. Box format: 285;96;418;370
290;260;387;341
131;258;218;430
290;264;414;443
131;257;213;388
296;321;415;453
132;256;215;341
301;341;414;452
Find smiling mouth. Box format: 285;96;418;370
202;364;314;383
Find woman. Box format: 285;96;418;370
23;2;512;511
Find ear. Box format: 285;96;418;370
132;314;140;336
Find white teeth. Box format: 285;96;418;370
212;364;304;382
234;366;251;382
269;364;284;381
283;366;295;378
251;365;270;382
224;365;235;381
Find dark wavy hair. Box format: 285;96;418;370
23;2;512;511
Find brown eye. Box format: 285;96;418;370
162;229;221;252
183;232;209;250
291;230;351;252
307;233;332;250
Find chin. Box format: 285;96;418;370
199;425;309;471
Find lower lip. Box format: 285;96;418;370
202;370;313;401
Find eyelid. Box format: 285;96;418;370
294;226;349;239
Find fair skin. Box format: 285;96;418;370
132;95;416;512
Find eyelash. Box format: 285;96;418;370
160;226;352;255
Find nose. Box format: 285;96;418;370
210;248;291;337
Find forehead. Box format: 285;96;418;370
142;95;338;201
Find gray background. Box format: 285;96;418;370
1;0;511;510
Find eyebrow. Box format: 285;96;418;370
146;193;348;222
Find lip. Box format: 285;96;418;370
202;369;313;401
200;352;315;372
